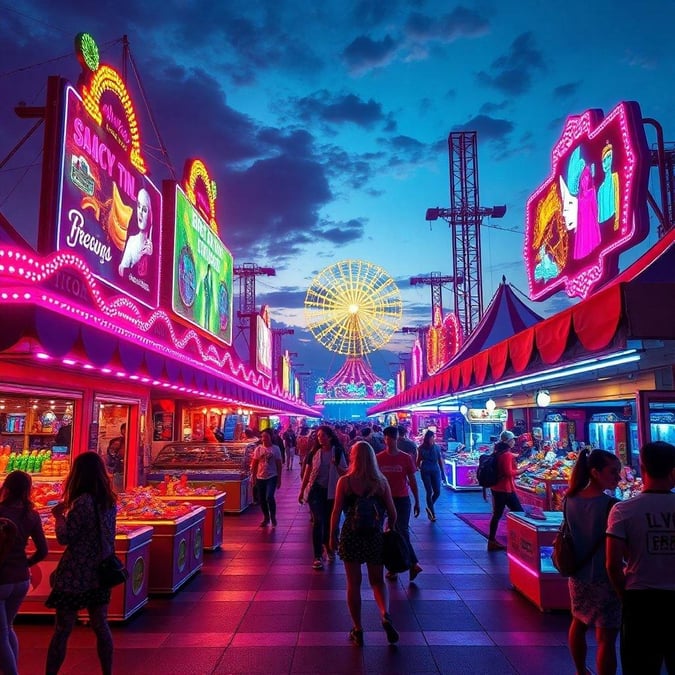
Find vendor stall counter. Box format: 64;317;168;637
156;491;225;550
22;525;153;622
118;506;206;595
506;511;570;612
147;442;253;513
515;476;568;511
444;457;480;490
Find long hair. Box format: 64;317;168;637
567;447;619;498
310;425;345;457
62;452;116;509
421;430;435;448
345;441;388;494
0;470;33;512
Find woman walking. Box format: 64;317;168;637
330;441;398;646
299;425;347;569
565;448;621;675
250;429;283;527
45;452;117;675
416;430;445;521
0;471;48;675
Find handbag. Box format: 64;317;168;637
382;528;411;573
551;497;615;577
95;506;128;589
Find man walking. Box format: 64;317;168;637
376;425;423;582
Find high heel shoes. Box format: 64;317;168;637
349;627;364;646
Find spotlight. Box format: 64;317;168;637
485;398;496;413
536;390;551;408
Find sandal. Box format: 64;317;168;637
381;613;399;644
349;627;364;646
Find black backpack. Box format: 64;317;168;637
351;493;382;534
476;451;500;488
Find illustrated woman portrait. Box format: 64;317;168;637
118;187;153;278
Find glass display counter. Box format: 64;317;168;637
147;442;253;513
515;476;568;511
156;491;225;550
22;525;153;622
506;511;570;612
118;506;206;595
444;457;480;490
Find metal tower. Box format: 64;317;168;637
233;263;275;341
425;132;506;338
410;271;461;322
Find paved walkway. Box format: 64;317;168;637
16;470;591;674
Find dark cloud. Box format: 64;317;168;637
553;82;580;99
476;32;545;96
294;91;388;130
452;114;514;144
342;34;399;74
404;7;490;42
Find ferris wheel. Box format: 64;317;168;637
304;259;402;356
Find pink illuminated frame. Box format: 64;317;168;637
524;101;650;301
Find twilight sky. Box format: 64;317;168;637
1;1;674;387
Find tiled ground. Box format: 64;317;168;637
16;471;608;674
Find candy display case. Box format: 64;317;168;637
146;441;253;513
443;449;484;491
22;524;153;622
514;453;575;511
146;479;225;550
506;511;570;612
117;505;206;595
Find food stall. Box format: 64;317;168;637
146;442;254;514
22;523;153;622
116;491;207;595
506;511;570;612
443;444;483;490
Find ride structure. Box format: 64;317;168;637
304;259;401;420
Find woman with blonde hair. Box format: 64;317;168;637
329;441;398;646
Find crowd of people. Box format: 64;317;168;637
247;421;675;672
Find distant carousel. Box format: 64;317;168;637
304;259;401;421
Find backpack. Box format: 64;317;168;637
350;493;382;534
0;517;18;565
476;451;500;488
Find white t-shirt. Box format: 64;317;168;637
606;491;675;591
252;444;281;480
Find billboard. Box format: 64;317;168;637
172;185;233;344
524;101;650;301
255;311;272;378
55;82;162;308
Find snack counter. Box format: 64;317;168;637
444;457;480;490
514;476;568;511
117;506;206;595
22;525;153;622
146;442;253;513
506;511;570;612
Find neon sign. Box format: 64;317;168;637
55;82;162;309
254;306;272;378
184;159;218;233
172;185;233;344
426;307;462;374
524;101;650;301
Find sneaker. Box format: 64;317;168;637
381;613;399;644
487;539;506;551
326;550;336;563
409;563;423;581
385;571;398;581
425;507;434;521
259;519;270;527
271;517;277;527
312;558;324;570
348;627;364;647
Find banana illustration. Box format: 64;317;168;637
80;183;133;252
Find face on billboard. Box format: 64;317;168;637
524;102;650;301
172;186;233;344
55;85;162;308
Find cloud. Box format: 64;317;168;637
476;32;545;96
553;82;580;99
452;114;514;144
342;34;400;75
294;90;389;130
404;7;490;42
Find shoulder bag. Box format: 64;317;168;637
95;505;128;588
